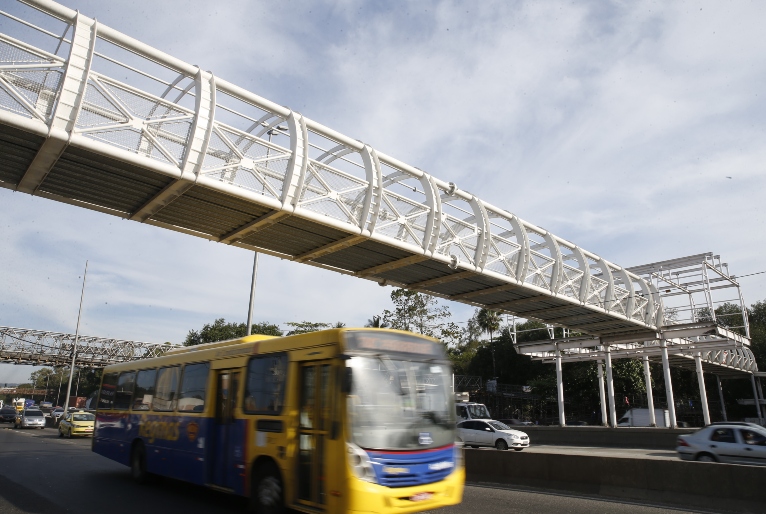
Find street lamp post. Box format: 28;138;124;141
245;125;286;336
63;261;88;412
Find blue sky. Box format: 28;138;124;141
2;0;766;382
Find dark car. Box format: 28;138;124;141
47;407;65;427
0;405;17;423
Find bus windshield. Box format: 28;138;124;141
347;355;454;450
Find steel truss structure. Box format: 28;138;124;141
514;253;762;428
0;0;664;338
0;326;179;367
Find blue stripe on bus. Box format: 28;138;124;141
94;413;250;492
366;444;456;488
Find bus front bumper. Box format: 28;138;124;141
348;467;465;513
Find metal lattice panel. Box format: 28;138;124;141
0;326;179;367
0;0;666;338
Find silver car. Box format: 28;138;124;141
14;409;46;429
676;422;766;465
457;419;530;451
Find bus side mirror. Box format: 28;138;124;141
341;368;353;394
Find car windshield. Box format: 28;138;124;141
25;411;43;417
488;420;510;431
72;413;95;422
347;355;454;450
467;404;491;419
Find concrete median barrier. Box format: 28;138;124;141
516;426;696;449
465;449;766;512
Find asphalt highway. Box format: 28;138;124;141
0;426;705;514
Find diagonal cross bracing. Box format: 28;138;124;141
0;0;662;337
0;326;180;367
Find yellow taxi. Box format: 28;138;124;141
58;410;95;438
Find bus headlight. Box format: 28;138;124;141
346;443;376;483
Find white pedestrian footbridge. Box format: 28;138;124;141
0;1;761;427
0;325;179;367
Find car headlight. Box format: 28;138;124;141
346;443;376;483
508;434;519;440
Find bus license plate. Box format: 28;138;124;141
410;492;432;502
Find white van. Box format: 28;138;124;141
618;408;670;427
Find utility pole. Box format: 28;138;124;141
63;261;88;412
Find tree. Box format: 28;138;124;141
185;318;283;346
365;315;389;328
476;308;502;378
380;288;455;342
27;366;102;405
285;321;330;336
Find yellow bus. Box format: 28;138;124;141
93;328;464;513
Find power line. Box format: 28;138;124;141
734;270;766;279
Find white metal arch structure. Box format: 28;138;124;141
0;0;661;338
0;326;180;367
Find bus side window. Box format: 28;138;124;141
98;373;119;410
132;369;157;411
114;372;136;410
153;366;180;412
244;353;288;414
178;363;210;412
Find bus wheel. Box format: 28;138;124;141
250;463;284;513
131;442;150;484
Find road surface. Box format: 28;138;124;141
0;426;709;514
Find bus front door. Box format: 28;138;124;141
211;369;240;489
297;362;333;509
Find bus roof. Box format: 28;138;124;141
163;334;276;355
101;328;441;374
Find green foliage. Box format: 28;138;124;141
26;366;102;404
476;309;501;336
184;318;283;346
476;308;502;377
365;315;389;328
380;288;459;344
29;366;67;385
697;302;748;335
749;301;766;366
285;321;330;336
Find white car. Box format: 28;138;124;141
457;419;529;451
676;422;766;465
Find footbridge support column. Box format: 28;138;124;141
716;375;728;422
694;353;711;426
660;340;677;429
642;356;656;427
555;344;566;427
597;361;608;427
604;347;617;427
751;375;763;421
